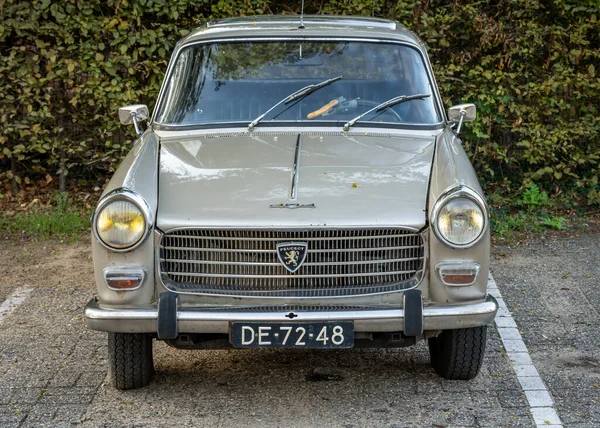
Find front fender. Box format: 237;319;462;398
91;131;159;306
427;127;490;304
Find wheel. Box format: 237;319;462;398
108;332;154;390
428;326;487;380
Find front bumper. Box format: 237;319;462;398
84;295;498;334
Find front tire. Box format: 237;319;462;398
428;326;487;380
108;332;154;390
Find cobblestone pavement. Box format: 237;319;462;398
492;231;600;427
0;230;597;427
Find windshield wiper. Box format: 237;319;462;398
247;76;342;132
342;93;431;131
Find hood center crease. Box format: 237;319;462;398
290;134;302;201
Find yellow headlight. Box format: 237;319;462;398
96;200;146;249
436;197;484;246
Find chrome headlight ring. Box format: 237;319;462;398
92;188;153;253
430;184;488;249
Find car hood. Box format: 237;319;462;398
156;131;437;230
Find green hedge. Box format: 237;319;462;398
1;0;599;206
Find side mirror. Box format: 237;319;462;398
118;104;149;137
448;103;476;135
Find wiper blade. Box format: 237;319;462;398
247;76;342;132
285;75;342;104
342;93;431;131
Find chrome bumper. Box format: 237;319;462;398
84;295;498;334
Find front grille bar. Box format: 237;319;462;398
165;270;418;279
160;257;421;266
162;245;423;253
168;233;420;242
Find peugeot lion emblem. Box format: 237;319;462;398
276;242;308;273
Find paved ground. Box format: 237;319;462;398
0;227;598;427
492;231;600;427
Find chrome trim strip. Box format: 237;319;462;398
161;233;421;241
161;245;423;253
290;134;301;200
91;188;153;253
84;295;499;334
159;224;421;233
159;257;422;267
430;184;489;250
163;270;419;279
155;126;442;140
159;274;421;299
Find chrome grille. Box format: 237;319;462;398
159;228;425;297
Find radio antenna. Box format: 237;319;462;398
299;0;305;29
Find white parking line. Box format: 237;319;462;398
489;275;563;428
0;287;32;325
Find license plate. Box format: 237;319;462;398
231;321;354;349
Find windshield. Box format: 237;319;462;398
155;40;441;127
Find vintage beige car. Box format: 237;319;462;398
84;15;498;389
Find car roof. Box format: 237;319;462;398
180;15;423;47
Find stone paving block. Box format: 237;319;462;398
509;352;533;365
495;316;518;328
419;393;472;412
524;390;554;408
77;370;107;388
3;368;52;387
497;327;523;341
466;372;498;392
530;406;561;425
502;339;529;353
49;369;81;387
38;387;95;405
441;378;470;393
468;390;500;408
24;403;57;423
518;376;547;391
488;290;502;301
415;408;449;427
476;413;534;427
539;372;574;390
415;377;443;394
486;359;514;377
497;389;528;408
10;387;43;404
495;296;507;309
0;388;12;405
53;404;88;423
553;399;594;424
496;306;513;318
489;374;522;391
447;409;477;426
513;364;540;377
0;404;29;427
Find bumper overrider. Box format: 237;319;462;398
84;293;498;338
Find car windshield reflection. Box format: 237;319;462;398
155;41;441;127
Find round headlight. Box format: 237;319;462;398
95;198;146;250
432;186;487;248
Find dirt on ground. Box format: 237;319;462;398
0;234;93;303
